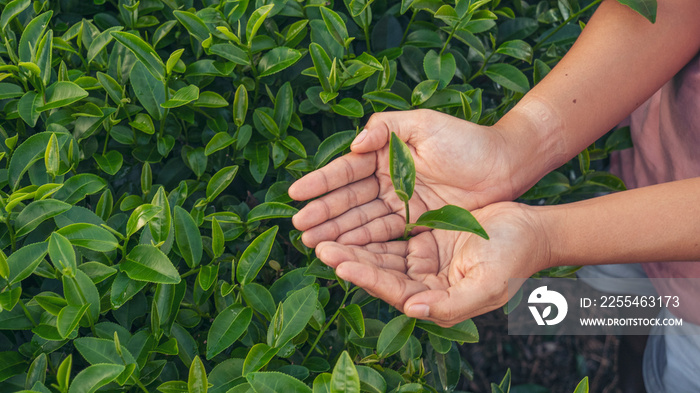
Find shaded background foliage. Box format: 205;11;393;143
0;0;643;391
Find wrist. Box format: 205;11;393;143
493;96;569;197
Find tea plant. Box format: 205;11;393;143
0;0;652;391
388;131;487;240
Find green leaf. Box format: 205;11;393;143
68;364;125;393
112;31;165;80
186;147;208;177
617;0;656;23
205;132;235;156
57;304;89;338
389;132;416;203
49;232;77;277
18;90;42;127
188;356;208;393
87;26;124;64
94;151;123;175
281;136;307;158
15;199;71;237
416;319;479;343
320;7;349;48
212;218;224;258
196;91;229;108
313;374;332;393
0;250;8;280
269;285;318;347
309;43;333;92
241;283;276;320
423;50;456;89
584;172;626;191
6;242;48;285
236;226;278;285
411;80;439;106
413;205;488;239
0;0;30;32
362;91;411;110
173;10;210;42
174;205;203;268
209;43;248;65
0;351;25;383
130;61;165;120
206;304;253;359
573;376;589;393
484;63;530;93
198;264;218;291
246;372;312;393
18;11;51;62
126;204;162;237
331;98;364;118
206;165;239;202
495;40;533;63
356;366;386;393
0;83;24;100
258;47;303;78
376;315;415;358
247;202;298;222
162;85;200;108
340;304;365;338
123;245;181;284
498;368;511;392
54;174;107;205
520;171;570;199
25;352;47;389
149;187;172;244
233;84;248;127
330;351;360;393
37;81;89;111
254;109;280;137
57;223;119;252
246;4;274;45
243;344;279;376
313;130;355;169
130;113;155;135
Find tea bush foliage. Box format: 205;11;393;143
0;0;650;391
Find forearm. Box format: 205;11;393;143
497;0;700;195
539;177;700;267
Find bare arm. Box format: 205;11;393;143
499;0;700;196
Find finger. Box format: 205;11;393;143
316;241;408;273
335;260;429;312
288;152;376;201
292;176;379;232
335;213;407;245
350;109;438;154
403;279;507;327
362;241;410;256
300;199;395;248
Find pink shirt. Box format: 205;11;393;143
610;51;700;322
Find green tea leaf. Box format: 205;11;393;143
413;205;488;239
94;151;123;175
495;40;533;63
7;242;48;285
149;187;172;244
258;47;303;78
241;283;276;320
112;31;165;80
15;199;71;237
67;364;125;393
309;43;333;92
331;98;364;118
246;372;312;393
362;91;411;110
617;0;656;23
49;232;77;277
126;204;162;237
196;91;229;108
57;223;119;252
206;165;239;202
269;285;318;348
247;202;298;223
188;356;208;393
573;376;589;393
123;245;181;284
233;85;248;127
237;226;278;285
38;81;89;111
313;130;355;169
54;174;107;205
57;304;89;338
205;132;236;156
162;85;200;108
0;0;30;32
330;351;360;393
423;50;456;89
389;132;416;203
173;10;210;42
212;217;224;258
206;304;253;359
484;63;530;93
174;205;203;268
320;7;349;48
412;80;439;106
130;61;165;120
243;343;279;376
246;4;274;45
340;304;365;338
87;26;124;64
376;315;415;358
416;319;479;343
18;11;52;62
18;90;42;127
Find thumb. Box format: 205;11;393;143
350;110;427;154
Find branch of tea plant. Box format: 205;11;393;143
533;0;603;51
159;77;171;138
402;200;411;239
439;25;458;56
401;11;418;45
18;298;37;328
467;51;496;84
364;25;372;53
302;286;358;365
179;267;201;279
4;217;16;253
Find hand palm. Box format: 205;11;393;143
290;110;513;248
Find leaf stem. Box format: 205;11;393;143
18;298;37;327
302;287;354;364
402;200;411;239
401;11;417;46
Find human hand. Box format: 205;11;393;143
313;202;552;327
289;109;522;248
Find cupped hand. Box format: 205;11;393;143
288;109;518;248
313;202;552;327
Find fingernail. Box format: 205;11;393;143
408;304;430;318
352;129;368;146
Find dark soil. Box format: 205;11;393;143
459;310;624;393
